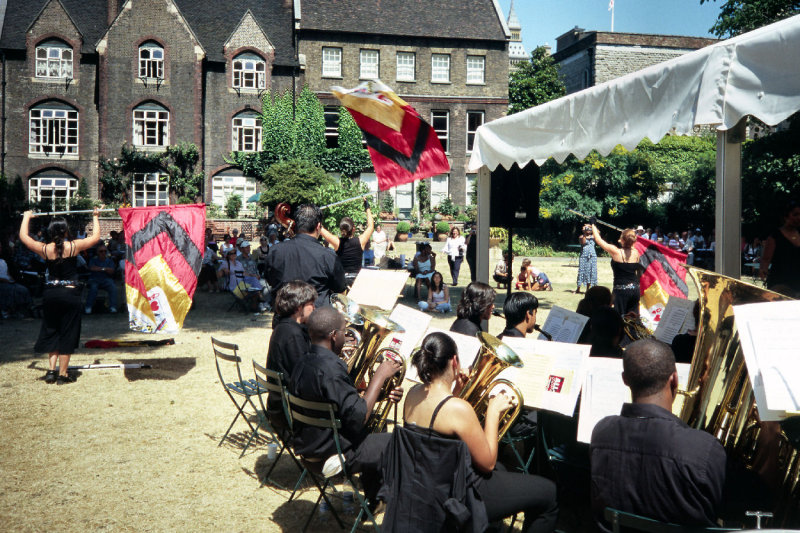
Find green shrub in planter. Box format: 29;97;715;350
436;221;451;234
396;221;411;233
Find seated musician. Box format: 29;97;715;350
450;281;495;337
591;339;726;528
588;307;624;357
403;332;558;533
290;306;403;506
498;292;538;339
265;281;317;433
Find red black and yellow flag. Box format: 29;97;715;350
120;204;205;333
332;80;450;191
634;236;689;330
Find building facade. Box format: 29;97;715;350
1;0;510;214
552;28;717;95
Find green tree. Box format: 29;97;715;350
225;194;242;219
416;179;430;218
508;46;566;114
316;176;370;231
259;160;333;208
701;0;800;37
163;142;205;202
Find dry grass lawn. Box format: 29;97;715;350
0;248;694;532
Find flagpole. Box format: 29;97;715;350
35;208;117;216
320;192;373;211
567;208;624;232
609;0;615;32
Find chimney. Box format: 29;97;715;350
107;0;119;27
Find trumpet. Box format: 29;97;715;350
459;332;525;440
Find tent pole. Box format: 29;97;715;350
477;166;491;284
715;120;745;279
507;227;513;298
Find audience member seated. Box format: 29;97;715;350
588;307;624;357
198;236;220;292
576;286;613;344
671;299;700;364
252;235;271;278
399;332;558;533
204;228;218;253
412;243;435;301
290;307;403;507
0;240;32;319
591;339;726;528
418;271;450;313
84;245;118;314
217;247;245;292
450;281;495;337
107;231;127;274
493;251;512;288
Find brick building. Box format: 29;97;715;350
552;28;717;95
1;0;510;213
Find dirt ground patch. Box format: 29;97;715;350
0;251;694;532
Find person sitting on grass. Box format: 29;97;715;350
418;271;451;314
412;243;436;301
515;259;552;291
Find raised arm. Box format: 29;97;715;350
72;207;101;253
319;225;341;251
358;205;374;249
18;211;44;258
591;224;621;259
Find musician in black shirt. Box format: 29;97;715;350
290;306;403;503
265;204;346;308
450;281;495;337
498;292;538;339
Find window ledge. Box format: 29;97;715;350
396;79;417;83
135;78;168;86
31;77;77;85
466;82;486;86
230;87;264;94
431;80;452;85
132;145;168;153
321;75;343;79
28;153;79;160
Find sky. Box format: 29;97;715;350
498;0;723;53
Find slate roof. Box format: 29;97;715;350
300;0;507;42
1;0;296;65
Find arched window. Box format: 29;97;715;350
133;102;169;147
232;53;266;89
28;169;79;211
35;39;73;79
139;42;164;79
232;111;262;152
29;102;79;156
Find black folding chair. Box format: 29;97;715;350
286;393;380;533
251;361;307;496
603;508;739;533
210;336;269;457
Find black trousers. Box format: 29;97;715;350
478;466;558;533
346;432;391;501
613;287;640;316
447;255;463;285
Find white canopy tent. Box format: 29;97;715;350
468;14;800;282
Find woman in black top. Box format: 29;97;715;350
320;201;374;286
760;200;800;298
592;225;642;317
19;207;101;384
450;281;495;337
403;332;558;533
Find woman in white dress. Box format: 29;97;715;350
372;224;388;264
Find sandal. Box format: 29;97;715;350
44;370;57;384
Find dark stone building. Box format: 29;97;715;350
1;0;509;212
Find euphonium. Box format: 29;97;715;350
459;332;524;440
679;266;799;525
622;315;653;342
330;293;364;364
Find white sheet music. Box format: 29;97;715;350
388;304;432;361
654;296;694;345
536;306;589;343
498;338;591;417
734;301;800;417
347;269;410;310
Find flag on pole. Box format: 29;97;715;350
120;204;205;333
634;236;689;331
331;80;450;191
608;0;614;10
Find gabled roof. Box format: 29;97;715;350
1;0;296;65
300;0;508;42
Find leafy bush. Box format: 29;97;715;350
225;194;242;219
206;203;223;219
396;221;411;233
260;160;333;208
381;193;394;214
436;196;459;217
436;221;451;234
489;227;508;239
315;176;369;230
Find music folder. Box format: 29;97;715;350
535;306;589;343
347;269;412;310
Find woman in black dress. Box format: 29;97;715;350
591;225;642;317
320;200;374;286
19;207;101;384
759;200;800;298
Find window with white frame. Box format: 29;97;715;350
29;104;78;156
466;55;485;84
138;42;164;79
393;182;414;215
35;40;73;79
132;173;169;207
431;54;450;83
211;173;257;207
360;49;379;79
465;174;477;205
232;112;262;152
322;47;342;77
466;110;484;153
232;53;266;89
324;106;339;149
359;173;379;204
430;175;449;207
431;110;449;153
396;52;415;81
133;103;169;147
28;172;79;211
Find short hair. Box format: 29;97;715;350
576;286;613;317
306;306;345;343
295;204;322;234
623;339;676;398
503;292;538;329
274;281;318;318
456;281;495;322
411;332;458;384
620;229;637;248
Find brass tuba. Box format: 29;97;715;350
330;293;364;365
679;266;799;525
459;332;525;440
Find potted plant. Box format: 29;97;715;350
420;221;433;239
396;220;411;242
489;226;508;248
436;220;451;241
